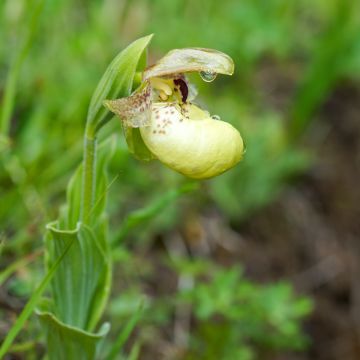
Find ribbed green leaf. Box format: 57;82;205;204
42;129;116;358
45;222;109;331
37;310;110;360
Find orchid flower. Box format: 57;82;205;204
104;47;244;179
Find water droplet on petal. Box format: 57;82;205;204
199;71;217;82
211;115;221;120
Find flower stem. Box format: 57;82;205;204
81;126;97;225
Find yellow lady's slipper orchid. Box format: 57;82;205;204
104;47;244;179
140;102;243;179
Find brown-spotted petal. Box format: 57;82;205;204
143;48;234;81
103;81;152;128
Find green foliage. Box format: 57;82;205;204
107;258;312;360
0;0;46;136
0;251;41;286
290;0;360;138
175;263;312;359
113;182;198;245
0;236;77;358
2;0;359;358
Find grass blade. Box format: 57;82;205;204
127;341;141;360
106;303;144;360
0;0;46;136
0;235;76;358
113;183;197;245
0;250;42;286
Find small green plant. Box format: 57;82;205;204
173;261;312;360
2;0;360;358
40;37;246;359
0;35;245;359
107;258;312;360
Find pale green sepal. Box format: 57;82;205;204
143;48;234;80
37;308;110;360
123;126;155;161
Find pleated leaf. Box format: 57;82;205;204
45;222;110;331
37;309;110;360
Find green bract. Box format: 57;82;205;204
104;44;244;179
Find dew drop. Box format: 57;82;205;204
199;71;217;82
211;114;221;120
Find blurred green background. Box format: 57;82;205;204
1;0;360;359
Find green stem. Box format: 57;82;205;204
81;127;97;225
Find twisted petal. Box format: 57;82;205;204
103;82;152;127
